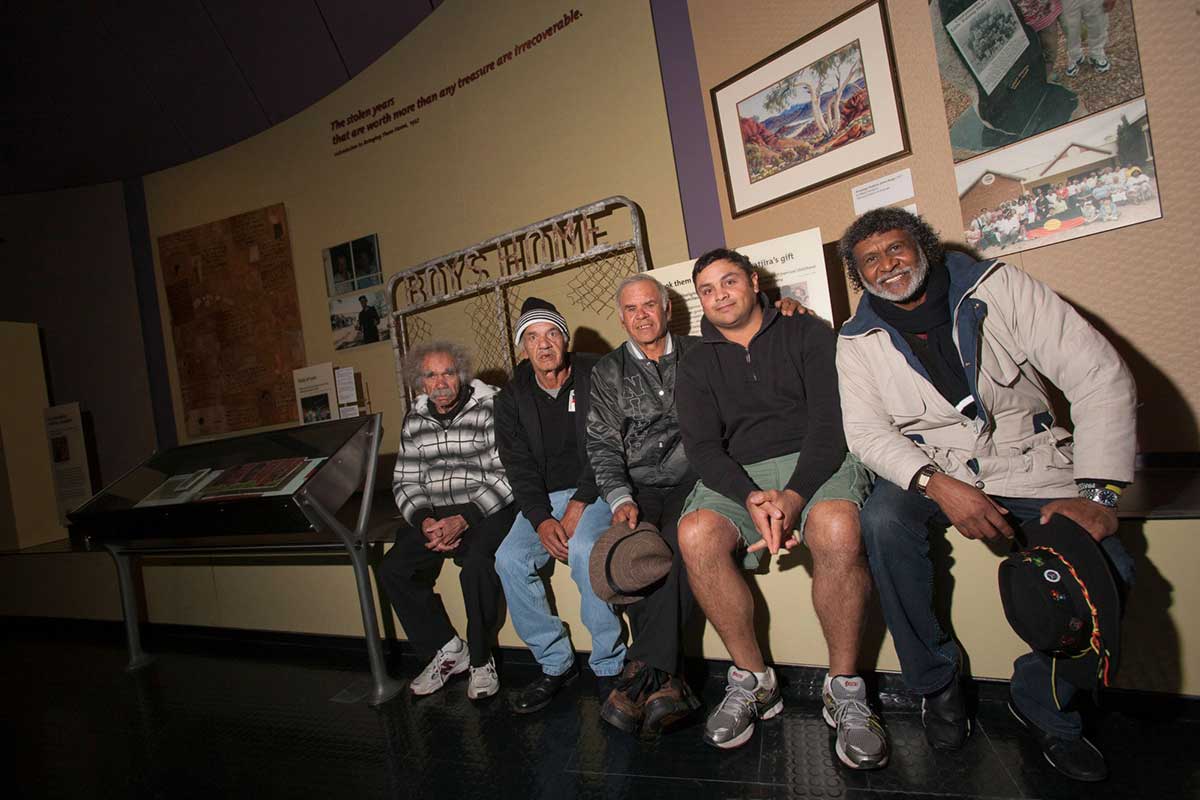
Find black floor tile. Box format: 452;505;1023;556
975;697;1200;800
7;627;1200;800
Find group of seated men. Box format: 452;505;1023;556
378;207;1136;783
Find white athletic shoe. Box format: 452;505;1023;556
467;657;500;700
410;637;469;696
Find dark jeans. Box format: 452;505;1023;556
860;478;1135;739
624;476;698;676
378;503;516;668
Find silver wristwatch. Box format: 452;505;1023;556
1078;483;1120;509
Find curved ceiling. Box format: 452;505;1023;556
1;0;441;195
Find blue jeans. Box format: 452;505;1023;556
495;490;625;677
860;478;1135;739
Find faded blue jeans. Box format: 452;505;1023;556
860;478;1134;739
495;490;625;677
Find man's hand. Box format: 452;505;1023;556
560;499;588;539
746;489;805;554
1039;498;1119;543
611;502;640;529
420;517;440;543
926;473;1013;541
536;518;571;561
774;297;809;317
425;514;469;552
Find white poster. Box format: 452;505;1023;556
645;227;832;336
293;363;340;425
43;402;93;525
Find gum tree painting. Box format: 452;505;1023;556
736;40;875;183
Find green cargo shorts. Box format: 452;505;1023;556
680;452;872;569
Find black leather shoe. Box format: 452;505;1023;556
509;661;579;714
922;677;970;750
1008;700;1108;782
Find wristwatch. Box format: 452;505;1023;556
915;464;941;497
1078;481;1121;509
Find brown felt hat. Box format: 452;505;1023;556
589;521;673;605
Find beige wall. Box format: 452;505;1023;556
143;0;688;447
0;322;65;550
688;0;1200;452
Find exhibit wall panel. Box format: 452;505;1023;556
688;0;1200;451
0;322;64;550
0;183;157;485
142;0;688;448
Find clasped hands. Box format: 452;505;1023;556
422;514;470;552
745;488;805;555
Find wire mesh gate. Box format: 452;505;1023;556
386;196;649;397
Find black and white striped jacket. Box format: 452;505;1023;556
392;380;514;525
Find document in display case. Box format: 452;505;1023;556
68;416;373;541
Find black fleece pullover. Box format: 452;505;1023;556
676;296;847;505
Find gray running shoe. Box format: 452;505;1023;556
822;675;889;770
703;666;782;750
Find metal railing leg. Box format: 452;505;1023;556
106;544;154;671
346;540;404;705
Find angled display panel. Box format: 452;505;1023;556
68;416;373;541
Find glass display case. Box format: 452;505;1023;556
69;416;373;542
65;414;404;705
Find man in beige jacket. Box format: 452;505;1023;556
834;208;1136;783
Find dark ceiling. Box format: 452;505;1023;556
1;0;442;195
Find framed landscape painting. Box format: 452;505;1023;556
712;0;909;217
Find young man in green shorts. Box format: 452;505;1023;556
675;248;887;770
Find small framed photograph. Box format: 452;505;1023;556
711;0;909;217
323;234;383;297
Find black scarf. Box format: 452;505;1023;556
868;261;976;419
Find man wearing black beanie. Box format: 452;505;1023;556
494;297;625;713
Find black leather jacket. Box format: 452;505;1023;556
585;334;697;507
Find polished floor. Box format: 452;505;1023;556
6;622;1199;800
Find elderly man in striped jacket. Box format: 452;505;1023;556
379;341;516;701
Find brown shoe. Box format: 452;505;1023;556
600;661;649;735
642;673;700;737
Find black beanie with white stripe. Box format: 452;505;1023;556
513;297;570;346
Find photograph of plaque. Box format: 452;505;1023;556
932;0;1146;162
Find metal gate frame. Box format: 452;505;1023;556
385;195;649;399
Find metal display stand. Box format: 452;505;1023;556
73;415;403;706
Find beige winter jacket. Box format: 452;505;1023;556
836;254;1136;497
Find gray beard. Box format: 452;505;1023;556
863;249;930;303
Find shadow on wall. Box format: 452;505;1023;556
571;326;615;357
944;240;1197;453
1112;521;1180;695
1066;299;1199;453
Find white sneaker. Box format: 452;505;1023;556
410;637;469;696
467;657;500;700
